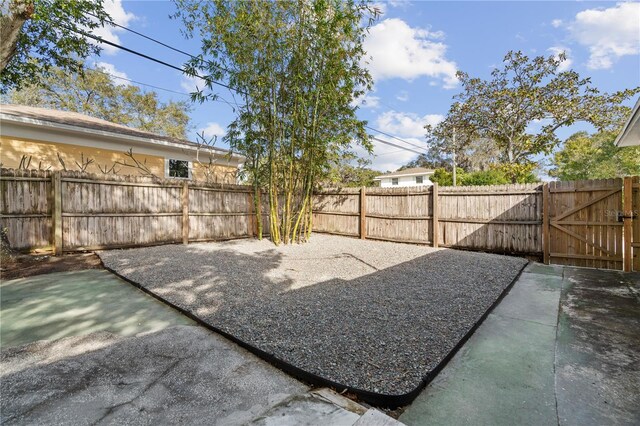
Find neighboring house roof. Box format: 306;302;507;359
0;104;245;162
373;167;435;180
614;97;640;147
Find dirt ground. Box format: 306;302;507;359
0;253;103;280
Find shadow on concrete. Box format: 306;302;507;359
0;325;307;425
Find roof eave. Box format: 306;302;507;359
374;172;434;179
0;114;246;162
614;97;640;147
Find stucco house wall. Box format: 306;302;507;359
0;105;242;183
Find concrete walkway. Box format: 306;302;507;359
400;263;640;426
1;270;400;425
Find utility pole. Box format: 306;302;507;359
452;128;457;187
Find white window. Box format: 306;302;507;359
416;176;424;184
391;178;399;185
165;159;191;179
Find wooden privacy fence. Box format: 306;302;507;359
314;178;639;271
313;183;543;255
0;168;268;253
1;168;638;271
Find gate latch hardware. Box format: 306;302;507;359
617;211;638;222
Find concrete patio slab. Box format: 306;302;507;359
1;270;194;348
400;264;640;426
1;325;309;425
400;267;560;426
556;269;640;426
491;270;562;327
1;269;402;425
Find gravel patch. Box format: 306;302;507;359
99;234;527;399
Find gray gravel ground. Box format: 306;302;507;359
99;234;527;396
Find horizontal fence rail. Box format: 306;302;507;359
312;183;543;255
0;168;268;253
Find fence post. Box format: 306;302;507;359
248;192;255;238
432;183;439;248
52;171;62;255
360;187;366;239
542;183;550;265
182;181;189;245
623;176;633;272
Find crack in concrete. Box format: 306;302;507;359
92;358;182;425
552;266;565;426
492;312;558;329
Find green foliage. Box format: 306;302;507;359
462;168;512;186
550;130;640;181
322;157;380;188
490;163;538;184
400;152;449;171
429;168;463;186
174;0;377;244
1;0;109;93
430;166;534;187
428;50;639;182
8;66;192;138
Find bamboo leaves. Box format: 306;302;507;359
175;0;377;244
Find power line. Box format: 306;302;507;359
370;136;425;156
373;147;414;157
88;67;425;157
83;10;230;74
85;66;242;109
88;71;422;156
86;68;190;97
365;125;429;153
55;21;246;96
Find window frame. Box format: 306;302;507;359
415;176;424;184
165;158;192;180
391;177;399;186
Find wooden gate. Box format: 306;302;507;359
626;176;640;272
544;178;624;270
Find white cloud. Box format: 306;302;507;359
363;18;458;88
551;19;563;28
352;93;380;109
92;0;137;55
180;74;208;93
396;90;409;102
567;2;640;69
547;46;573;72
389;0;411;8
376;110;444;138
95;61;128;82
200;122;226;140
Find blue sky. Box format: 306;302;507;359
90;1;640;173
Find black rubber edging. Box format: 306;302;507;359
101;259;529;408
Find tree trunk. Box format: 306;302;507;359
0;0;34;72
